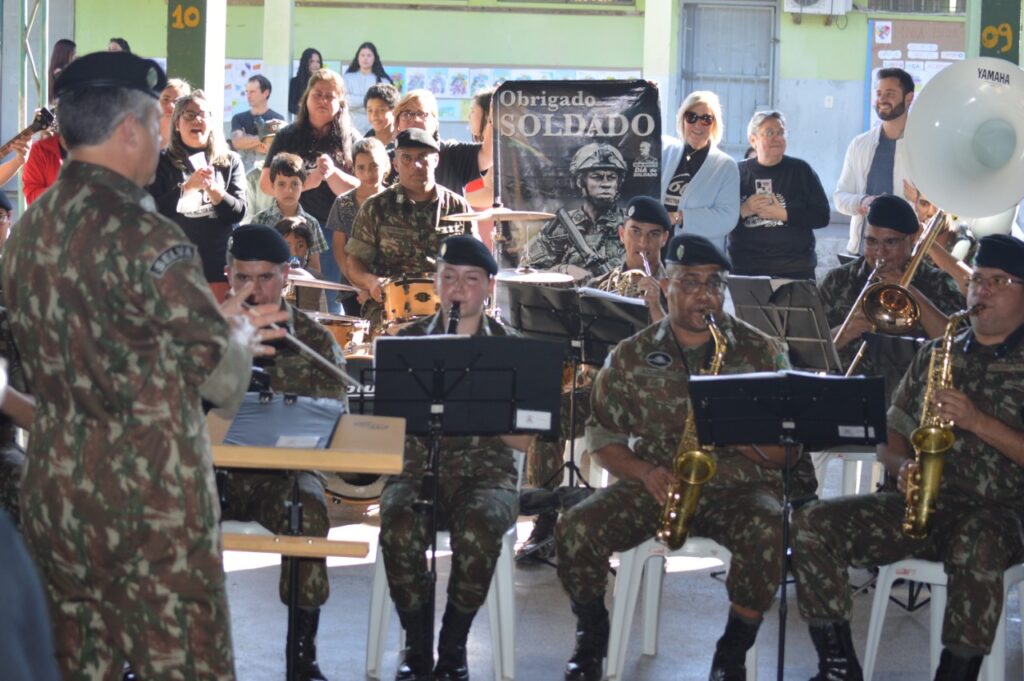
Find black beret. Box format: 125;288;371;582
438;236;498;276
624;196;672;232
975;235;1024;279
228;224;292;264
395;128;440;152
0;192;12;213
866;195;918;235
54;52;167;99
665;234;731;270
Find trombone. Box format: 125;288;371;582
838;211;946;376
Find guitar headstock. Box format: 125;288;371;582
32;108;55;133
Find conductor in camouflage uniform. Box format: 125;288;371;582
793;234;1024;681
524;142;627;281
379;236;535;681
2;52;289;680
517;196;670;562
221;224;347;680
555;234;814;681
820;195;964;393
345;129;472;331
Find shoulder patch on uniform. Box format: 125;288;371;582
646;351;673;368
149;244;197;278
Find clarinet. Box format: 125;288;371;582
446;301;461;334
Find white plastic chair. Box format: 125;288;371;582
606;536;757;681
863;559;1024;681
365;451;524;681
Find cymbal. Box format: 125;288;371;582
287;270;360;293
442;206;555;222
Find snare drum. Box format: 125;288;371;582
324;349;385;504
311;313;368;350
381;275;439;326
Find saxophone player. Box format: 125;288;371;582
792;235;1024;681
555;235;811;681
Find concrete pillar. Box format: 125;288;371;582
261;0;294;119
641;0;677;135
166;0;227;116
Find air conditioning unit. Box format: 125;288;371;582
783;0;853;15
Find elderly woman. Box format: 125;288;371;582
729;110;830;280
392;89;491;193
660;91;739;241
147;90;247;300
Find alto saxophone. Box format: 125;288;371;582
901;306;976;538
655;312;728;550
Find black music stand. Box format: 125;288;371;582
222;393;347;681
688;370;887;681
502;282;649;486
372;336;562;646
729;276;843;373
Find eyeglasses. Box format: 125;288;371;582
181;110;211;122
684;112;715;126
399;110;432;121
864;236;908;249
966;274;1024;291
668;276;728;294
756;128;787;139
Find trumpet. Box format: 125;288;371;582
841;211;946;376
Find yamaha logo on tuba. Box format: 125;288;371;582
977;67;1010;86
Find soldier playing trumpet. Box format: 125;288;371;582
793;234;1024;681
555;235;812;681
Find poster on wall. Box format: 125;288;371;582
865;19;965;130
493;79;660;273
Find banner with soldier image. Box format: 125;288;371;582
494;80;661;277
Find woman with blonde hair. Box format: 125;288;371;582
660;90;739;241
147;90;247;300
392;88;491;194
261;68;360;312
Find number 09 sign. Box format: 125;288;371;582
979;0;1020;64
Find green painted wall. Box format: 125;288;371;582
778;11;869;81
75;0;644;68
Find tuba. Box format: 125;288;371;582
655;312;727;550
901;306;976;538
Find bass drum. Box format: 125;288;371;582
326;349;385;504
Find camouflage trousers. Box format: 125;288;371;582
0;443;24;526
793;491;1024;654
379;476;518;612
556;478;786;612
526;387;591;491
23;493;235;680
220;470;330;608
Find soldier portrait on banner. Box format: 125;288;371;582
494;80;661;278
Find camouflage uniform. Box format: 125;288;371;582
345;184;471;330
793;325;1024;654
379;312;519;613
3;161;247;680
219;303;347;608
524;206;627;279
556;314;814;612
818;256;965;395
0;303;27;526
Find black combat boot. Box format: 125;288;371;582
808;621;863;681
395;605;435;681
286;608;328;680
708;611;761;681
434;603;477;681
934;648;983;681
564;597;609;681
515;510;557;562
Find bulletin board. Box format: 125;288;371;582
864;18;966;129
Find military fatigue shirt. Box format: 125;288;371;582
3;161;241;595
525;206;627;278
345;184;471;279
256;302;347;403
586;314;807;490
0;304;27;445
588;259;667;300
819;256;966;375
888;324;1024;509
395;312;519;490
